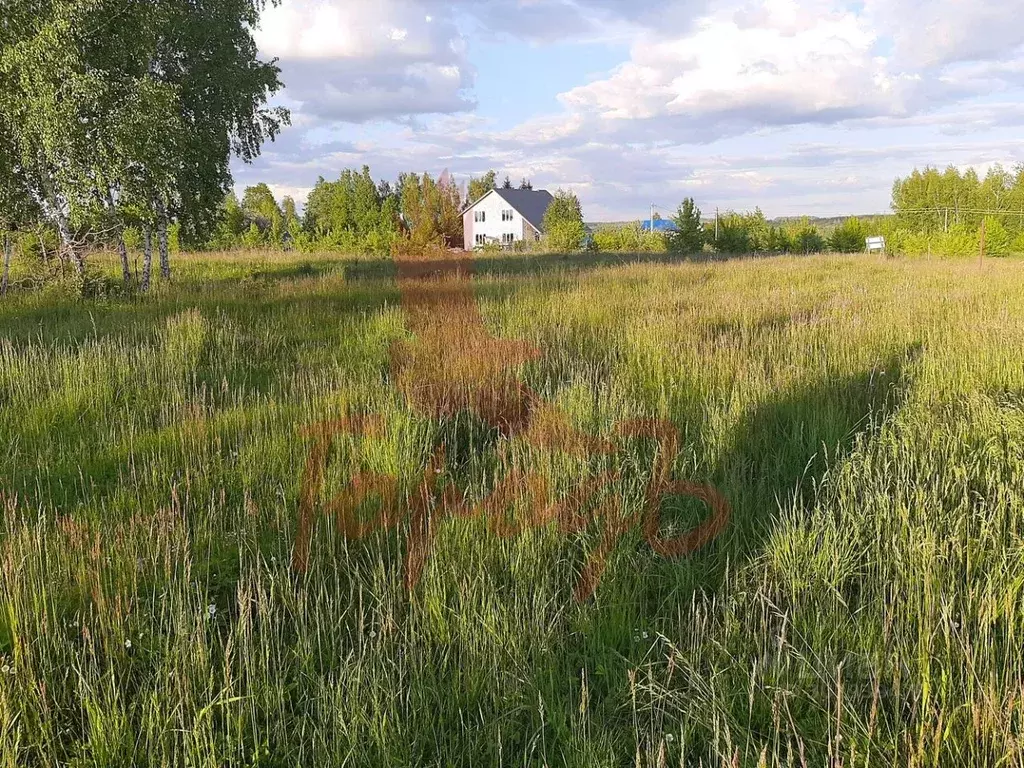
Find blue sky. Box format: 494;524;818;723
237;0;1024;221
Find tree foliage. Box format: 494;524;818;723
888;164;1024;256
668;198;704;253
0;0;287;286
468;170;497;205
591;223;667;253
829;217;867;253
543;190;586;252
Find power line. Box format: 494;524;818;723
894;207;1024;216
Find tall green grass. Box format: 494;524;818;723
0;251;1022;766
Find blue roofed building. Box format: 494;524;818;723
641;219;679;233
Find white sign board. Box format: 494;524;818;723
865;236;886;253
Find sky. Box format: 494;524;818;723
236;0;1024;221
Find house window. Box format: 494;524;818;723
502;233;515;245
502;209;514;222
475;234;486;245
474;210;486;223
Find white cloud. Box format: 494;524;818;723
256;0;473;123
866;0;1024;70
557;0;927;138
237;0;1024;218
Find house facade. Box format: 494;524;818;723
463;188;554;250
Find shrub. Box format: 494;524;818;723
983;216;1010;257
713;214;751;254
938;225;978;258
543;190;586;252
593;223;667;253
668;198;704;254
790;222;825;254
830;217;867;253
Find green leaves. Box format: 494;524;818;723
0;0;289;266
543;190;586;252
669;198;705;254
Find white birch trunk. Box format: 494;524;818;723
55;215;86;277
156;201;171;281
1;234;11;297
142;226;153;292
118;236;130;288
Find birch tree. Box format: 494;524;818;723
0;0;287;291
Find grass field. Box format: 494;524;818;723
1;250;1023;766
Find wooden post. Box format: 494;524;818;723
979;218;986;267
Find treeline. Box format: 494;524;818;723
593;164;1024;258
201;179;845;257
887;165;1024;256
590;201;877;256
205;168;546;254
0;0;286;295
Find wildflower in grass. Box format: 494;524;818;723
666;733;675;743
208;604;217;619
125;639;132;650
1;665;11;675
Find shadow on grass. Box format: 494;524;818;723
0;281;392;348
717;344;918;557
528;344;922;753
343;249;804;284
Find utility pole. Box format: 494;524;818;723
651;202;655;233
715;207;720;243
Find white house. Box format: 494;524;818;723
463;188;554;250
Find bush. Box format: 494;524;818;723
668;198;704;254
543;190;586;252
713;214;751;254
830;217;867;253
938;225;978;258
790;223;825;254
592;223;667;253
763;226;792;253
983;217;1010;257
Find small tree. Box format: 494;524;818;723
543;190;586;252
983;216;1010;257
242;183;283;241
468;170;496;205
829;217;866;253
668;198;705;253
714;213;751;254
795;222;826;254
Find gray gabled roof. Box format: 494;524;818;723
469;188;555;233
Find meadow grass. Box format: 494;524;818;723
0;250;1022;766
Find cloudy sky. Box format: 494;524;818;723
238;0;1024;221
